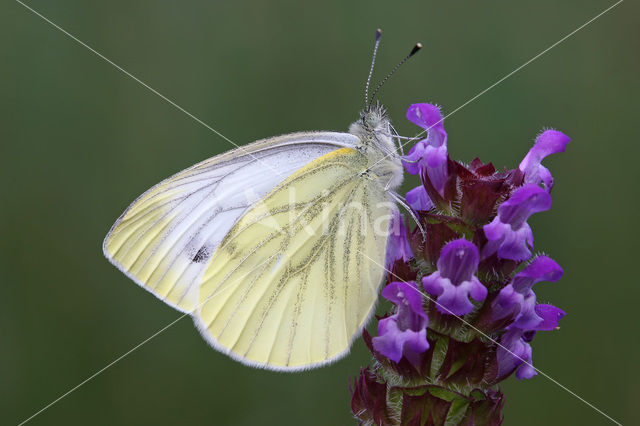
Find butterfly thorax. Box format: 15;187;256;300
348;105;404;191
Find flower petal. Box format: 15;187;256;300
404;103;450;196
424;145;449;194
518;129;570;190
482;185;552;261
381;281;427;324
422;272;446;297
436;283;475;315
402;142;426;175
422;239;486;316
469;276;488;302
406;185;433;211
372;320;429;363
497;328;537;380
498;184;552;228
385;210;413;269
372;281;430;363
406;104;446;148
372;318;404;362
511;255;563;292
492;256;563;326
533;304;566;330
437;239;480;284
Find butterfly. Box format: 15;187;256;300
103;30;421;371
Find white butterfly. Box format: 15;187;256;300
103;30;421;371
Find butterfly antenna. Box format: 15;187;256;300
369;42;422;106
364;29;383;110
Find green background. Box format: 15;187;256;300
2;1;638;424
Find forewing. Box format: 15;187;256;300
195;148;393;370
103;132;358;313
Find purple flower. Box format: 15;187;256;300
491;256;563;329
402;104;449;196
518;130;570;190
372;281;430;365
406;185;433;212
422;239;487;316
497;328;536;380
533;304;566;331
482;184;552;261
386;209;413;268
497;304;566;380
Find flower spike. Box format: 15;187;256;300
352;102;570;422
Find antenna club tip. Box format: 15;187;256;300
375;28;382;39
409;43;423;56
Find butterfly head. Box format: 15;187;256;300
360;103;389;133
349;104;404;191
349;103;391;141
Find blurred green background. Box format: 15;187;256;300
2;0;638;424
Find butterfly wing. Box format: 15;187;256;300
195;147;393;370
103;132;358;313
